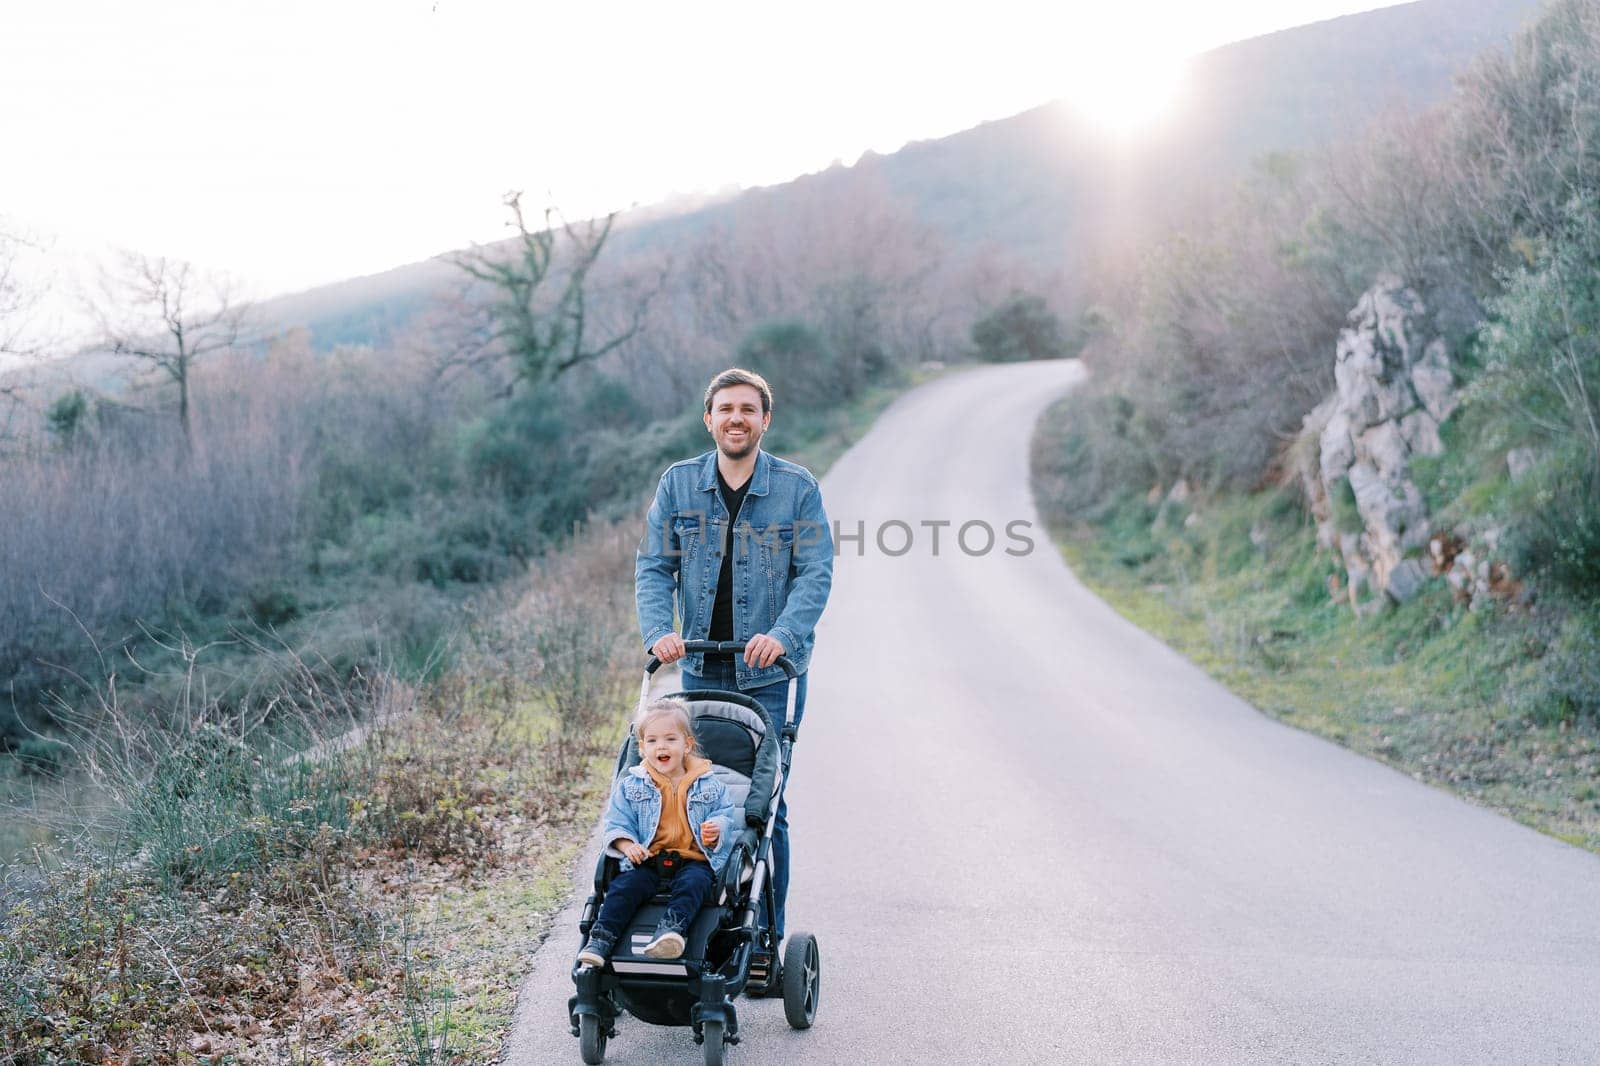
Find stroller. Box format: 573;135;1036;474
568;640;822;1065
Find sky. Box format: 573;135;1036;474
1;0;1402;337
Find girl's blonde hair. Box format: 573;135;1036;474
634;697;698;751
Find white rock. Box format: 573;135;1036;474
1398;409;1444;458
1320;408;1356;482
1507;447;1539;482
1338;531;1373;612
1384;558;1429;603
1412;338;1457;422
1355;420;1411;484
1303;277;1459;608
1348;462;1426;549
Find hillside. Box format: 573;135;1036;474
256;0;1541;350
1030;0;1600;850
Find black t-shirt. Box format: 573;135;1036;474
706;467;751;662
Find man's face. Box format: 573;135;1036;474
704;384;770;461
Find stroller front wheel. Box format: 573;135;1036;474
701;1019;727;1066
579;1013;607;1064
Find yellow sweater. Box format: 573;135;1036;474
645;754;712;863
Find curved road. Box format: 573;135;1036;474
508;361;1600;1064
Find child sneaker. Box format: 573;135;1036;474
576;934;614;968
642;927;686;959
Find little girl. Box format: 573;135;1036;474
577;697;738;964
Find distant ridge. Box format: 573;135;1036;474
258;0;1543;349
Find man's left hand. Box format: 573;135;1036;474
743;632;787;668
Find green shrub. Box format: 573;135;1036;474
1471;208;1600;602
735;319;840;409
1096;494;1161;571
1031;392;1161;526
1505;607;1600;724
122;721;361;890
971;290;1072;363
247;582;302;627
1502;453;1600;601
1410;415;1485;515
45;390;89;446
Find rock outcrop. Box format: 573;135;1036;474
1297;277;1459;611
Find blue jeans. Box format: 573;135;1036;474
680;660;806;943
592;856;714;945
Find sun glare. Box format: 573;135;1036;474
1061;51;1189;139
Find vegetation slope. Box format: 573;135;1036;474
1033;0;1600;852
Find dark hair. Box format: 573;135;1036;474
703;367;773;415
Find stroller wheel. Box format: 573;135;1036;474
701;1019;726;1066
579;1013;607;1064
782;932;821;1029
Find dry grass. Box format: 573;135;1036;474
0;524;634;1064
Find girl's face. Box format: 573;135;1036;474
639;715;691;776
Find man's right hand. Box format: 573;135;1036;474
651;634;686;664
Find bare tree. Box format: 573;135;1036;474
1;227;35;360
669;174;948;396
0;222;61;449
443;192;657;398
94;252;252;447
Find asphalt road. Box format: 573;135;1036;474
507;360;1600;1064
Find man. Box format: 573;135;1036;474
635;366;834;962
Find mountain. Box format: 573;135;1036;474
258;0;1544;349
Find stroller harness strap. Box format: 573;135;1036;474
649;851;694;879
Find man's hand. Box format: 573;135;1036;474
616;838;649;864
743;632;787;668
700;820;721;849
651;634;686;664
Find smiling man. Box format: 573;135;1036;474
635;366;834;967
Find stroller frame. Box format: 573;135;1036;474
567;640;817;1065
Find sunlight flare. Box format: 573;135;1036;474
1061;49;1189;138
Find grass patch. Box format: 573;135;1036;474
377;825;594;1061
277;714;618;1066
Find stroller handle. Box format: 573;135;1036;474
645;640;797;679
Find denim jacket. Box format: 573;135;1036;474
636;449;834;688
602;763;739;875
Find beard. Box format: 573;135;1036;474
715;423;762;459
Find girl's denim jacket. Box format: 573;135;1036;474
602;764;739;876
636;448;834;688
